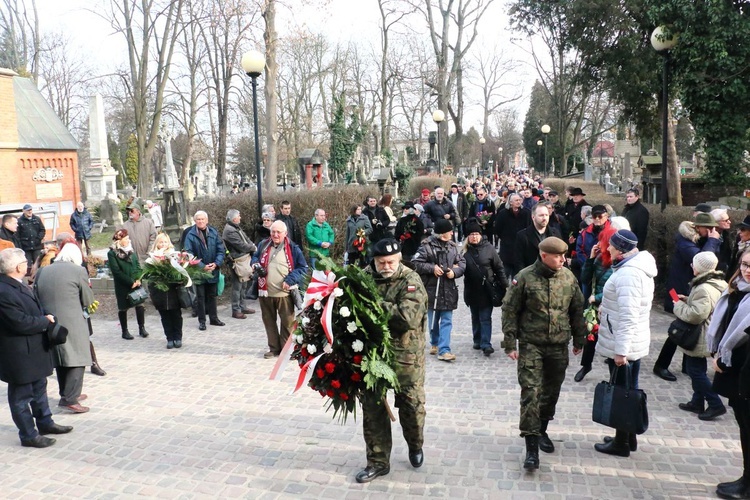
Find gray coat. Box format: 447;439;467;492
35;262;95;367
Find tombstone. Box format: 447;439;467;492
158;126;188;229
584;163;593;182
98;197;123;226
84;95;118;202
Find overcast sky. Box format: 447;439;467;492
35;0;536;134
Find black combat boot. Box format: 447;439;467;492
539;420;554;453
595;429;630;457
119;311;133;340
523;436;540;470
716;475;750;499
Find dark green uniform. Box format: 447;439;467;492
501;260;585;436
363;263;428;467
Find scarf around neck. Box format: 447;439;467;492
706;277;750;366
257;237;295;296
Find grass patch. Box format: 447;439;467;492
88;230;115;250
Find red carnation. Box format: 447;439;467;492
350;372;361;382
353;355;363;364
316;368;325;379
319;390;325;397
339;393;349;401
325;362;336;374
331;380;341;389
326;390;334;398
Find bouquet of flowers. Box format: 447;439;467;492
476;210;492;224
280;257;399;423
583;305;599;342
352;228;367;253
139;250;213;291
398;219;417;242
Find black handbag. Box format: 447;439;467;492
126;286;149;307
178;287;192;309
592;364;649;435
667;318;702;350
488;274;506;307
245;275;259;301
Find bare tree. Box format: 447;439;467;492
262;0;278;193
0;0;40;79
418;0;494;165
198;0;256;189
107;0;185;196
471;46;523;139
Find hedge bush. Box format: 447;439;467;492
194;182;747;304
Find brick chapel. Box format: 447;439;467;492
0;68;79;239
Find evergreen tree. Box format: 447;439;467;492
125;134;139;186
328;95;365;183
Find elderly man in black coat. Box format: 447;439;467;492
0;248;73;448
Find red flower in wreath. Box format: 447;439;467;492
353;355;362;365
325;362;336;374
350;372;362;382
331;380;341;389
326;389;334;398
339;393;349;401
316;368;325;379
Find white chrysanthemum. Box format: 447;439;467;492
301;317;310;326
294;334;304;344
307;344;317;355
347;322;357;333
313;301;323;310
339;306;351;318
333;288;344;297
352;340;364;352
323;343;333;354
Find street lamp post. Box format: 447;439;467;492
541;124;551;177
479;137;486;177
651;25;677;212
432;110;445;175
241;50;266;220
536;140;543;173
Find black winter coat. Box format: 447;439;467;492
276;214;303;246
0;274;53;384
362;205;390;243
412;236;466;310
622;200;650;250
148;282;181;311
462;239;507;308
16;214;46;251
494;207;531;266
516;225;562;270
394;214;424;257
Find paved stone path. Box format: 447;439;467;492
0;284;741;499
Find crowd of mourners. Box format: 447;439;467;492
0;173;748;498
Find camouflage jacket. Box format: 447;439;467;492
501;259;585;352
369;263;428;352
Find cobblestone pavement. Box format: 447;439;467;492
0;282;741;499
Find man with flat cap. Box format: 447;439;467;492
357;238;428;483
502;236;585;471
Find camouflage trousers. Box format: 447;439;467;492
517;342;569;437
361;349;426;467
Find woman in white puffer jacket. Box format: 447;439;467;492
594;229;658;458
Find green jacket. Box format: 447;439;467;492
305;219;335;257
501;259;585;352
108;248;143;310
369;263;428;352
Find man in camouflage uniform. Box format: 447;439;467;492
357;238;428;483
502;236;585;471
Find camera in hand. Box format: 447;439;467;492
255;266;268;277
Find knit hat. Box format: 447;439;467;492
610;229;638;253
692;251;718;274
421;188;431;196
434;219;453;235
464;219;482;235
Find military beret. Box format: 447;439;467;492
538;237;568;254
372;238;401;257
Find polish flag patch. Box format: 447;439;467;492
407;285;417;293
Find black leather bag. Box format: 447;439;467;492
178;287;192;309
488;274;506;307
245;275;259;301
667;318;702;350
592;364;649;435
126;286;149;307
